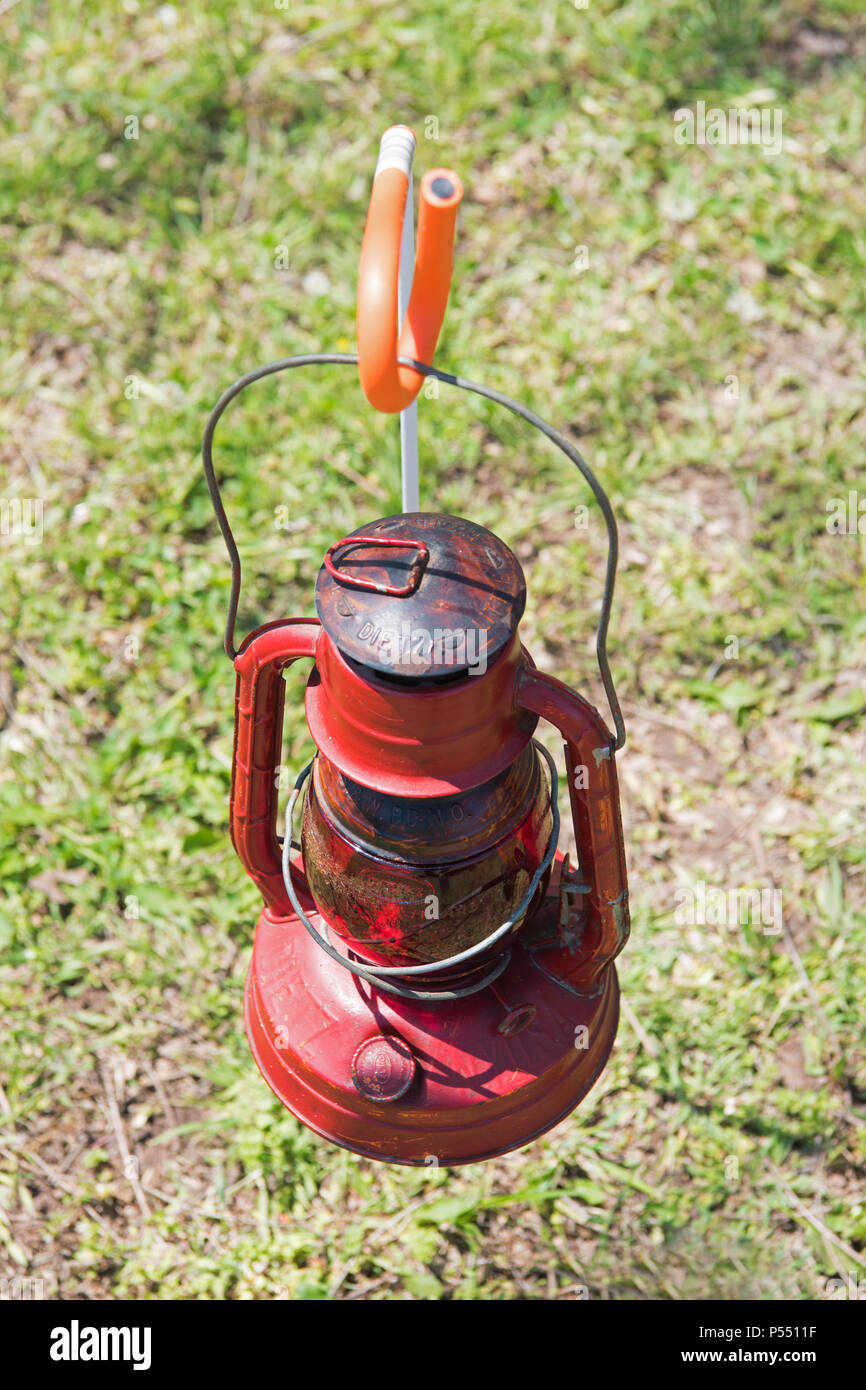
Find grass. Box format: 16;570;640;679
1;0;865;1299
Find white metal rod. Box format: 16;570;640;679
373;126;420;513
398;162;419;513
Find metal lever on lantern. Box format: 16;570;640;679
356;126;463;415
517;667;630;993
229;618;321;912
323;535;430;596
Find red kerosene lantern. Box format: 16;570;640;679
202;128;629;1165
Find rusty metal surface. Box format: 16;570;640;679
314;511;526;680
312;742;541;862
301;743;553;969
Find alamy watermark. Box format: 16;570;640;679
50;1320;151;1370
674;101;784;157
355;621;488;674
0;497;43;545
823;1272;866;1300
675;880;782;935
0;1276;44;1299
826;492;865;534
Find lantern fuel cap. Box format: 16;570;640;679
351;1034;417;1102
314;512;526;681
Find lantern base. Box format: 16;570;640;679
243;871;619;1166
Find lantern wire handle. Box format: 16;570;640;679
201;352;626;750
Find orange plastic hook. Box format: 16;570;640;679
357;128;463;414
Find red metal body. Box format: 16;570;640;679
230;514;629;1165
